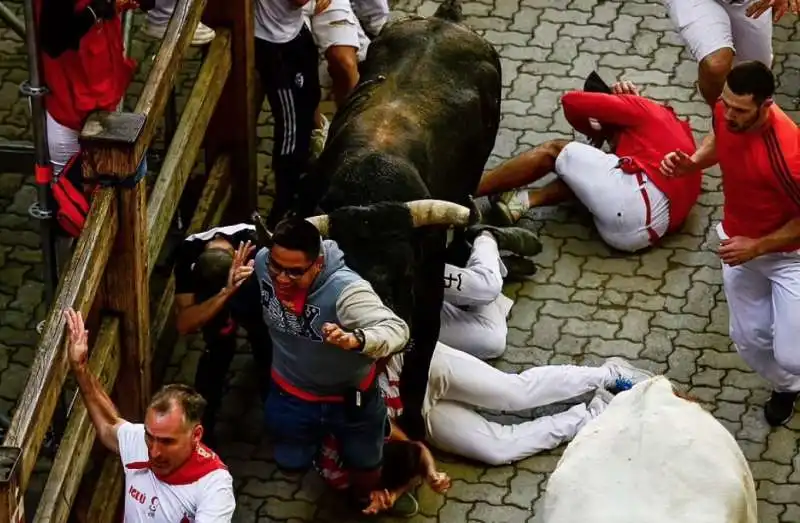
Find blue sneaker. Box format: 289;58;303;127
602;357;653;393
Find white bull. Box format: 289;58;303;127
538;376;757;523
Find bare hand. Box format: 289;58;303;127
611;80;640;96
427;471;451;494
659;149;696;177
719;236;762;266
314;0;332;14
321;323;361;350
225;241;256;294
63;308;89;370
746;0;797;21
362;489;397;515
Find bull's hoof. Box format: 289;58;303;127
501;255;538;279
466;224;542;257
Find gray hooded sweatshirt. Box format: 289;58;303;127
254;240;410;396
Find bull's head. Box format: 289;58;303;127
304;199;471;323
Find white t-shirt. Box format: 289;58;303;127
255;0;306;44
118;423;236;523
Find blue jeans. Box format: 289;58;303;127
264;382;387;472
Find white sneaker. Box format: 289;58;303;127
310;114;330;159
587;387;614;418
602;357;654;393
143;20;216;47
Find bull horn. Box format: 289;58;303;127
405;199;471;228
305;215;330;237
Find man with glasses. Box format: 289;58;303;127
253;216;410;514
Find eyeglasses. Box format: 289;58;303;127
267;256;314;280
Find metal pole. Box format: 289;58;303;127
0;0;25;39
21;0;65;442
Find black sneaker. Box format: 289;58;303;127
764;391;799;427
465;224;542;257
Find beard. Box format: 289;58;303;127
725;112;761;133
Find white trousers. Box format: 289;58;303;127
304;0;370;60
662;0;772;65
350;0;389;35
423;343;612;466
440;236;513;360
555;142;670;252
46;111;80;176
718;224;800;392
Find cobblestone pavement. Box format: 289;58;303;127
2;0;800;521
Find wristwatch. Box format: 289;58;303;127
352;328;366;351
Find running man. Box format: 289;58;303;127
660;61;800;427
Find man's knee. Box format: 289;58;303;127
541;139;570;158
699;48;734;80
326;45;359;80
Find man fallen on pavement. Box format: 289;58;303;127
440;224;542;360
173;223;272;447
63;307;235;521
251;217;410;512
476;75;702;253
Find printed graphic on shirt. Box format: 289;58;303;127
259;279;323;341
443;271;463;291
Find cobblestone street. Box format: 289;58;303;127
2;0;800;521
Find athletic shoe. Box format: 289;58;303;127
143;20;216;46
386;491;419;518
310;114;330;160
602;357;653;393
465;224;542;257
764;391;799;427
489;190;531;226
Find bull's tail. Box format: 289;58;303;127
433;0;462;22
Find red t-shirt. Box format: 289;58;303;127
561;91;702;233
714;102;800;252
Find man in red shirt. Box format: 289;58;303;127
661;61;800;427
476;75;702;253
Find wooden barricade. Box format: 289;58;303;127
0;0;257;519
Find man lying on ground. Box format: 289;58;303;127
476;76;702;253
63;308;236;521
440;224;541;360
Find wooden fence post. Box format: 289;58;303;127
202;0;258;222
80;112;152;420
0;447;24;523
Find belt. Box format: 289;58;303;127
634;171;661;247
271;366;377;403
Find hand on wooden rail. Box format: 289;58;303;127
63;308;90;371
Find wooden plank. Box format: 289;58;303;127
146;31;233;274
104;182;151;421
80;113;146;181
202;0;258;222
151;154;231;388
33;317;121;523
2;190;118;492
0;446;24;523
84;455;123;523
80;0;210;177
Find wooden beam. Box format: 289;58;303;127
2;190;118;492
84;455;123;523
80;113;146;181
147;31;233;274
103;181;151;421
202;0;258;222
33;317;121;523
80;0;210;177
0;446;24;523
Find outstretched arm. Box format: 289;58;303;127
64;308;126;454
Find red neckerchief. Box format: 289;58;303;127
276;283;308;316
125;444;227;485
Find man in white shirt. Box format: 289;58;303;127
63;308;236;522
255;0;322;229
440;224;542;360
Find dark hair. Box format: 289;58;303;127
380;441;423;490
727;61;775;105
194;248;233;299
272;217;322;261
148;384;207;427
